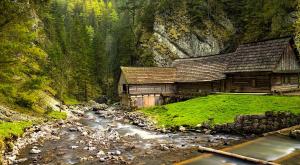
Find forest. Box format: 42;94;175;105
0;0;300;110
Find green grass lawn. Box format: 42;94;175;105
140;94;300;128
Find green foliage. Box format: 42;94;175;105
15;91;40;108
295;0;300;49
141;94;300;128
62;95;80;105
47;111;67;120
0;121;32;140
0;84;17;97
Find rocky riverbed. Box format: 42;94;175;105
3;102;242;165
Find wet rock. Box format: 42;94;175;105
80;157;88;162
7;155;16;162
69;127;78;132
92;103;108;111
31;156;38;163
204;129;211;135
115;150;121;155
290;129;300;139
70;145;79;149
56;150;66;156
160;144;169;151
29;147;41;154
99;157;106;162
88;146;96;151
58;120;64;125
96;150;105;157
82;131;88;136
14;158;28;163
179;126;186;132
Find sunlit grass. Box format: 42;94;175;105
141;94;300;127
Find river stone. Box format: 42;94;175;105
70;145;79;149
14;158;28;163
69;127;78;132
96;150;105;157
29;148;41;154
179;126;186;132
115;150;121;155
290;130;300;139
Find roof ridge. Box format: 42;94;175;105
121;66;176;69
239;36;292;46
173;52;234;61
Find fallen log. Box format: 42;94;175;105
198;146;280;165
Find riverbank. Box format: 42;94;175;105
0;99;69;164
3;97;300;164
3;103;244;164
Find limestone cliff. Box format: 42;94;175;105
138;1;235;66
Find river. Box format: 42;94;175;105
7;105;300;165
10;106;240;165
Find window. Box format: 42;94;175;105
122;84;127;93
282;75;291;84
251;79;256;87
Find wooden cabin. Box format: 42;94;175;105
119;37;300;108
172;53;233;95
118;67;176;108
226;37;300;93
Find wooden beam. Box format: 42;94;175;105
298;72;300;88
198;146;280;165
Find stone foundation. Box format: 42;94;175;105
214;111;300;134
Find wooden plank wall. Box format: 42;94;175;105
176;82;212;95
128;84;176;95
271;73;300;92
130;94;162;108
275;45;300;71
226;72;271;93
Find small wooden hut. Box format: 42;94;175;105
118;67;176;108
226;37;300;93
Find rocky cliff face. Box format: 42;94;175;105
140;2;235;66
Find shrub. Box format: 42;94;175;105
15;92;39;108
47;111;67;120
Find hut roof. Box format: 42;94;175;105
172;53;233;82
120;67;176;84
226;37;292;73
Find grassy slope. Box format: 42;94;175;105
0;94;67;162
140;94;300;127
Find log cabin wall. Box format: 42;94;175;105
226;72;271;93
275;45;300;71
126;84;175;108
176;81;224;95
176;82;211;95
128;84;176;95
272;44;300;92
271;73;300;92
129;94;163;108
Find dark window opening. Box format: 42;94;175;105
252;79;256;87
282;75;291;84
123;84;127;93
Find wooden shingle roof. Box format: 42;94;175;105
172;53;233;82
121;67;176;84
226;37;292;73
